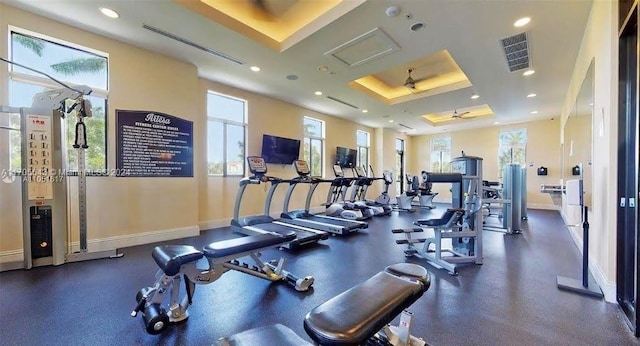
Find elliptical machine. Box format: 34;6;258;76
348;166;392;216
325;165;372;220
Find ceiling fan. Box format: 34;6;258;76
450;109;472;119
403;68;417;90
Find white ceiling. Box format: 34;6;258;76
4;0;593;135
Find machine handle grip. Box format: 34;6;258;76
131;297;146;317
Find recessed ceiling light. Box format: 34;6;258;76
388;120;394;123
531;111;539;114
314;91;322;96
527;93;537;98
362;109;368;113
250;66;261;72
100;7;119;18
494;121;500;125
523;69;535;76
514;17;531;27
317;65;328;72
410;22;425;32
471;94;480;99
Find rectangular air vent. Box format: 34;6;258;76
326;96;359;109
325;28;400;68
397;123;414;130
142;24;244;65
499;32;530;72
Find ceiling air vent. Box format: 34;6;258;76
326;96;359;109
499;32;530;72
325;28;400;68
142;24;244;65
397;123;414;130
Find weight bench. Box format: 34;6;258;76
131;229;314;335
217;263;431;346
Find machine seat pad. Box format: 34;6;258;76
415;208;464;227
217;324;312;346
304;263;429;345
152;245;204;276
203;233;292;258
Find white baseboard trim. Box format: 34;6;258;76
527;203;560;211
564;221;617;303
199;219;232;231
72;225;201;252
1;225;201;264
0;249;24;264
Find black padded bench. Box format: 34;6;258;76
414;208;465;228
153;232;297;276
217;263;430;346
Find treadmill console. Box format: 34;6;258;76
333;165;344;177
247;156;267;174
293;160;310;176
355;166;366;177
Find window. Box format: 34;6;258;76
356;130;370;173
395;138;405;193
430;136;451;173
498;128;527;178
303;117;324;177
206;92;247;176
8;30;108;172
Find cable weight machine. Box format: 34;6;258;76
0;85;121;270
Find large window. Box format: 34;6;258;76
8;30;108;172
207;92;247;176
395;138;405;193
303;117;324;177
356;130;370;173
430;136;451;173
498;128;527;177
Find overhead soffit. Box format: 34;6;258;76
421;104;494;126
174;0;365;52
347;50;472;105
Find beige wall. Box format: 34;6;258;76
197;79;377;228
558;0;618;301
409;118;561;207
0;4;200;254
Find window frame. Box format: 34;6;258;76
356;130;370;174
206;91;247;177
303;116;325;177
8;28;109;174
498;128;528;178
430;136;452;173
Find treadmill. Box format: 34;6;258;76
279;160;367;236
231;156;329;250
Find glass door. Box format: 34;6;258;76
617;1;639;337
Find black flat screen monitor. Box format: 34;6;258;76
261;134;300;165
336;146;357;168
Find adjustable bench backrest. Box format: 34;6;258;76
303;263;430;345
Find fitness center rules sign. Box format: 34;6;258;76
116;110;193;177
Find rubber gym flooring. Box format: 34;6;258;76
0;207;637;346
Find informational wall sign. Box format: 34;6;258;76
116;110;193;177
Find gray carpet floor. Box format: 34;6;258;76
0;207;637;345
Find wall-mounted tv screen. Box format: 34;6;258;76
336;146;357;168
261;134;301;165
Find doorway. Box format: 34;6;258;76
617;1;639;337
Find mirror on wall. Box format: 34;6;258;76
563;59;594;207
